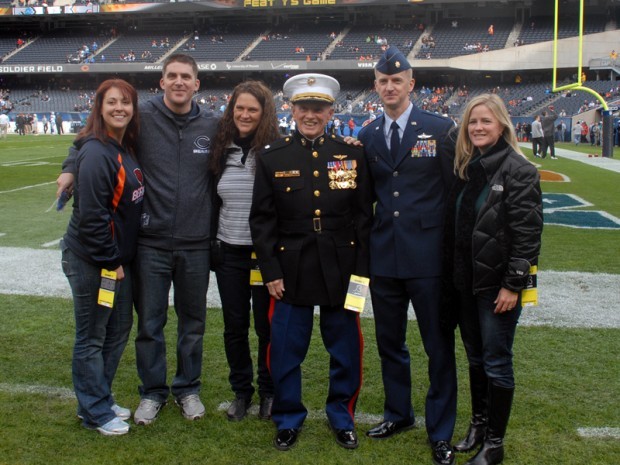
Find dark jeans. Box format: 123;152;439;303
531;137;542;156
541;135;555;158
61;243;133;428
457;288;521;389
133;245;210;402
214;242;273;400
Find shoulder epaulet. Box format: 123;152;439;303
263;135;294;153
328;133;361;149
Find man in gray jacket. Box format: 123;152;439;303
540;105;558;159
57;54;219;425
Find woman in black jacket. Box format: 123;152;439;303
208;81;280;421
443;94;543;465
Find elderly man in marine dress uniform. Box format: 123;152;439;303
357;46;458;465
250;73;373;451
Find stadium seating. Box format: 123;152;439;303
517;15;607;46
181;26;264;62
3;31;110;64
243;23;344;61
328;24;423;61
415;18;514;59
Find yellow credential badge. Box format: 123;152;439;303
97;269;118;308
521;266;538;307
250;252;264;286
344;275;370;313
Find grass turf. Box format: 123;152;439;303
0;135;619;464
0;294;618;465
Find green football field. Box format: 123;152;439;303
0;135;618;465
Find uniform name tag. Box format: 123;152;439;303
275;170;300;178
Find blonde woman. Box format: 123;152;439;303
441;94;543;465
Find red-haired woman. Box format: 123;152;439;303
61;79;144;436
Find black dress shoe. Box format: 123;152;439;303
366;419;415;439
334;429;358;449
274;428;299;451
258;396;274;420
431;440;455;465
227;397;251;421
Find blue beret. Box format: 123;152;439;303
375;46;411;74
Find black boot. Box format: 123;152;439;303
454;366;488;453
465;383;514;465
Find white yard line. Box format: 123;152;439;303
0;246;619;328
0;181;55;194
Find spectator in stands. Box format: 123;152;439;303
61;78;142;437
610;50;618;64
444;93;542;465
208;80;280;423
58;54;219;427
540;106;557;159
488;24;494;35
359;46;457;465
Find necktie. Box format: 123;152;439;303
390;121;401;161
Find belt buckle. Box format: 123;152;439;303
313;217;322;233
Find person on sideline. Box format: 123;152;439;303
209;81;280;422
539;106;557;159
250;73;373;451
357;46;458;465
530;115;543;158
57;54;219;425
61;79;144;436
442;94;543;465
0;112;9;139
572;121;582;145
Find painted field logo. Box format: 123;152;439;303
543;193;620;229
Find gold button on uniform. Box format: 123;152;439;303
313;170;319;177
315;209;321;216
314;190;320;197
279;246;285;251
286;187;291;192
312;151;319;158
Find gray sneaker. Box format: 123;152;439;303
111;403;131;421
97;417;130;436
134;399;164;425
176;394;205;420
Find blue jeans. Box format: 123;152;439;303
214;243;272;400
133;245;209;402
61;242;133;428
457;288;522;388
